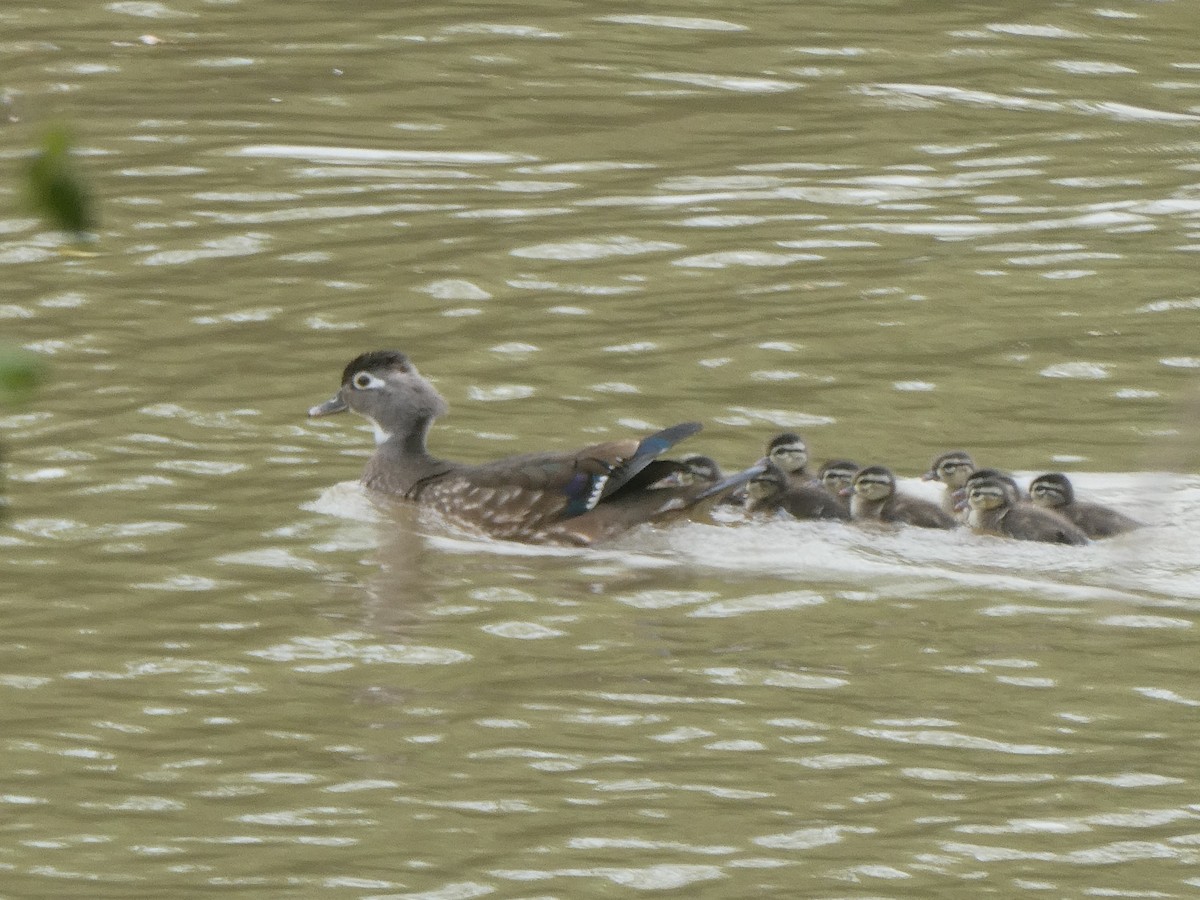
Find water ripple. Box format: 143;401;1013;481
249;635;471;667
233;144;536;164
598;15;748;32
754;825;876;850
852;728;1068;755
511;235;682;260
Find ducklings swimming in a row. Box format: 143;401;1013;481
730;437;1139;546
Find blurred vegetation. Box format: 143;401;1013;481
23;124;96;238
0;345;46;408
0;347;45;511
0;346;46;408
1;125;93;405
2;126;94;509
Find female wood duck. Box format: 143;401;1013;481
848;465;957;529
745;461;849;521
1028;472;1140;538
308;350;756;545
964;469;1089;545
921;450;976;519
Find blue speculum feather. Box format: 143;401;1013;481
563;472;605;517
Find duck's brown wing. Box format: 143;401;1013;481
412;445;632;539
547;461;767;545
412;423;704;542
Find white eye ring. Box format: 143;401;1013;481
352;371;384;390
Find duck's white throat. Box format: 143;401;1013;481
371;421;393;446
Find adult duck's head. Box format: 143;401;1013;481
309;349;448;446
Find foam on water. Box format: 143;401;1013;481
306;474;1200;606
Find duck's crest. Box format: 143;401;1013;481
341;349;410;383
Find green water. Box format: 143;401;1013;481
2;1;1200;896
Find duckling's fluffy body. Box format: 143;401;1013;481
965;469;1089;545
745;462;849;521
1028;472;1140;538
850;465;958;529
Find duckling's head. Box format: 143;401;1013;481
654;454;723;489
680;454;722;485
1029;472;1074;509
309;349;449;445
922;450;975;488
818;459;859;494
851;465;896;502
746;463;786;502
766;432;808;475
965;468;1019;511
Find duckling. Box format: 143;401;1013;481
817;459;859;496
766;432;818;488
746;461;850;521
964;469;1089;545
648;454;723;490
720;432;814;508
308;350;758;545
817;458;858;516
963;468;1021;510
849;465;958;529
1028;472;1140;538
921;450;976;519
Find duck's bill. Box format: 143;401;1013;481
308;394;348;417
